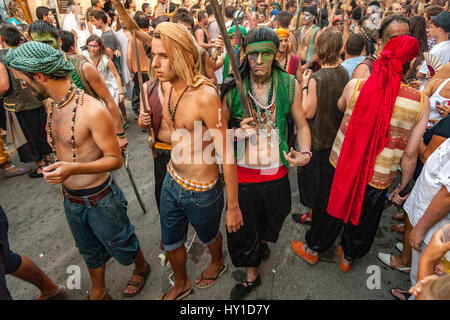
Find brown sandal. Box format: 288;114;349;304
123;263;151;297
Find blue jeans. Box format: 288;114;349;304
63;179;139;269
160;172;224;251
0;205;22;300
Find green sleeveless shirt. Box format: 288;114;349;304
225;68;296;168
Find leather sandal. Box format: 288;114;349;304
124;263;151;297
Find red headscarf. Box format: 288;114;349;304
327;35;419;226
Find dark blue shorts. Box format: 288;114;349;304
0;205;22;300
159;172;224;251
63;178;139;269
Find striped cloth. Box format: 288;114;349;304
167;161;217;192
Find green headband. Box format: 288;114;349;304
2;41;74;78
245;41;278;56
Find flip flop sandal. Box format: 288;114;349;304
33;285;67;300
87;291;112;300
378;253;411;274
160;287;192;300
390;288;412;300
195;264;228;289
124;264;151;297
391;223;405;234
2;165;30;178
292;212;312;225
391;211;405;221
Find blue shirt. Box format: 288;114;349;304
341;56;366;79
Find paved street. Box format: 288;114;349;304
1;107;411;300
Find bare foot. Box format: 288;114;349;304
390;255;410;268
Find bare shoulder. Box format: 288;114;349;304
79;93;112;120
196;84;221;107
423;78;444;96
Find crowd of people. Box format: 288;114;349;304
0;0;449;301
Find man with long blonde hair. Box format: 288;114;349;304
152;22;243;300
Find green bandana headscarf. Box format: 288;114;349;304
2;41;74;78
227;25;248;38
245;41;278;56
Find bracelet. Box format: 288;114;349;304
302;86;308;91
300;150;312;157
117;132;127;138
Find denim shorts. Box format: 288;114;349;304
159;171;224;251
63;178;139;269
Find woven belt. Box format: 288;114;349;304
62;180;114;207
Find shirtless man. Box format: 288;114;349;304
2;42;150;300
27;20;128;151
151;22;242;300
221;26;311;300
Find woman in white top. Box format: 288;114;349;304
423;77;450;125
84;35;124;106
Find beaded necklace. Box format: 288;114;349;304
283;52;289;71
47;88;84;162
168;85;189;130
248;75;277;140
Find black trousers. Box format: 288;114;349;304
305;160;387;259
131;72;150;116
153;148;171;213
297;147;329;209
227;175;291;268
15;106;52;163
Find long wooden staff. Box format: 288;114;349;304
210;0;252;119
329;0;339;25
16;0;31;24
318;0;324;27
133;31;155;149
295;0;305;29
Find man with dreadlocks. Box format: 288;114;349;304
2;42;150;300
151;22;242;300
221;26;311;300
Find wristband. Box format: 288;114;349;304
117;132;127;138
300;150;312;157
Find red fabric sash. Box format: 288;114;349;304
327;35;419;226
288;54;300;76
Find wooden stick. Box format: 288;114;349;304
295;0;305;29
210;0;252;119
16;0;31;24
133;31;155;149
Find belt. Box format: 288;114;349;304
61;180;114;207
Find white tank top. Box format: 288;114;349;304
429;78;450;121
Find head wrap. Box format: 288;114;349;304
275;28;290;39
327;35;419;226
227;25;248;38
2;41;74;78
153;22;214;89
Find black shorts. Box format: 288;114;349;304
227;174;291;268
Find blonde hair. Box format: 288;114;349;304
153;22;214;89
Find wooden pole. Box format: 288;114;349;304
16;0;31;24
133;31;155;149
295;0;305;29
210;0;252;119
